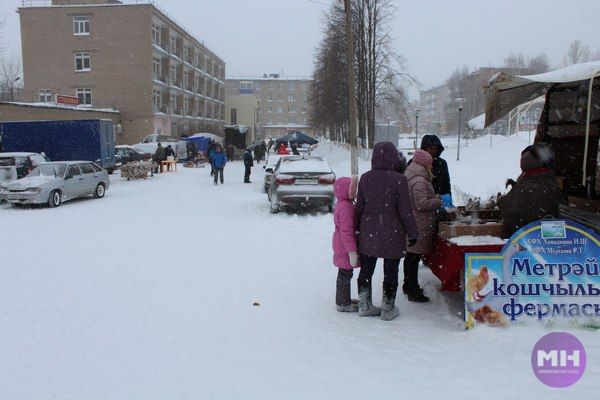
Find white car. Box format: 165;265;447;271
133;134;178;155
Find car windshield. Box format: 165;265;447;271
28;164;67;178
279;157;330;174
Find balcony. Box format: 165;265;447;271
154;105;170;114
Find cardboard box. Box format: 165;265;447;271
439;221;503;239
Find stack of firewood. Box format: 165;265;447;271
121;161;154;180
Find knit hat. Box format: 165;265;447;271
412;149;433;167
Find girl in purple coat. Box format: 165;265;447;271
332;177;360;312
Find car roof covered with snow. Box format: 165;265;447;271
278;156;332;173
0;152;39;157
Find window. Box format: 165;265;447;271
288;106;296;113
90;163;102;173
289;83;295;90
288;116;297;124
277;106;282;114
66;165;81;178
74;52;91;72
268;83;274;90
184;97;189;113
232;82;238;89
302;95;307;102
255;83;261;90
278;96;282;102
302;106;308;114
268;106;272;113
267;117;273;124
38;89;52;103
279;83;284;89
75;88;92;107
268;95;273;102
170;94;177;110
170;36;177;53
183;45;188;61
231;108;237;125
240;82;253;90
73;16;90;36
152;24;161;45
288;94;295;102
153;57;161;79
170;65;176;82
153;89;162;108
80;163;94;174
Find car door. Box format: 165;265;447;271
64;164;84;199
79;163;97;195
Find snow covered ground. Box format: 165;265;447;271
1;135;598;399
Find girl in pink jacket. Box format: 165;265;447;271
332;177;360;312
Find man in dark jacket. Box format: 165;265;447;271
498;143;562;239
290;142;300;155
420;135;451;198
356;141;419;321
243;147;254;183
267;138;275;153
153;143;165;173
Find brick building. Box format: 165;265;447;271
19;0;226;144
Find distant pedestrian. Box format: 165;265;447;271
244;147;254;183
208;140;217;176
290;142;300;156
226;144;235;162
267;138;275;153
260;141;267;161
254;143;265;164
277;143;290;155
212;145;227;185
332;177;360;312
153;143;165;173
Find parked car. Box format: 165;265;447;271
268;156;336;214
0;161;110;207
263;154;294;193
115;145;149;167
133;134;178;155
0;152;47;184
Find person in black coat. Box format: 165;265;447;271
267;139;275;153
290;142;300;156
419;135;451;196
243;148;254;183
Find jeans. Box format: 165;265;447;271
244;166;251;183
214;167;224;184
357;256;400;287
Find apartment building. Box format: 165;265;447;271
419;83;450;134
19;0;226;145
225;75;314;140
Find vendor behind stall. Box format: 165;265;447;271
419;135;452;207
498;143;562;238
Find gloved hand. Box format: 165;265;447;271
408;238;418;247
348;251;359;268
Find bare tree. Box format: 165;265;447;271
504;53;526;70
565;40;590;65
528;53;550;74
0;55;22;101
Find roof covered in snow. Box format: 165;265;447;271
467;114;486;130
1;101;119;114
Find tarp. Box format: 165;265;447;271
275;131;318;146
185;133;223;152
484;61;600;127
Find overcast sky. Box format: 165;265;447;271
1;0;598;98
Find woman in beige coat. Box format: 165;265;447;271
403;149;443;303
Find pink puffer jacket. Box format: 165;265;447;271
332;177;360;269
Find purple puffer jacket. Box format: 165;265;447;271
332;177;360;269
357;142;418;260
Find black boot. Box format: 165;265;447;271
336;269;358;312
408;288;430;303
358;282;381;317
381;283;399;321
405;254;430;303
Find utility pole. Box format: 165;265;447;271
344;0;358;177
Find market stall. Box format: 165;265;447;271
423;207;505;291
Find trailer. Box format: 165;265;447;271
0;119;116;172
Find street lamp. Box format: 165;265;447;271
386;116;391;142
414;109;420;149
456;98;466;161
11;77;21;102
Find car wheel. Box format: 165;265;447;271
270;204;279;214
48;190;61;208
94;183;106;199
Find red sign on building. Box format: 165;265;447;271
55;94;80;106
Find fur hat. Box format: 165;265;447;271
412;149;433;167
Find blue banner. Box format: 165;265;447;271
465;219;600;329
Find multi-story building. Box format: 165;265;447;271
19;0;226;144
225;75;314;140
419;83;450;135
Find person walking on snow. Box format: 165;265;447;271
332;177;360;312
267;138;275;153
356;141;418;321
403;149;443;303
153;143;165;173
243;147;254;183
277;142;290;155
211;145;227;185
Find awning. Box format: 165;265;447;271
484;61;600;127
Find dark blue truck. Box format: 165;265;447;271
0;119;116;172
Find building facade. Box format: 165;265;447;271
419;83;450;135
19;0;225;145
224;94;258;140
225;75;314;140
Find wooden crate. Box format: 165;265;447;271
439;221;503;239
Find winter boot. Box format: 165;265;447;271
408;288;430;303
336;270;358;312
358;282;381;317
337;301;359;313
380;283;400;321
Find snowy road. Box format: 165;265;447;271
1;142;599;399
